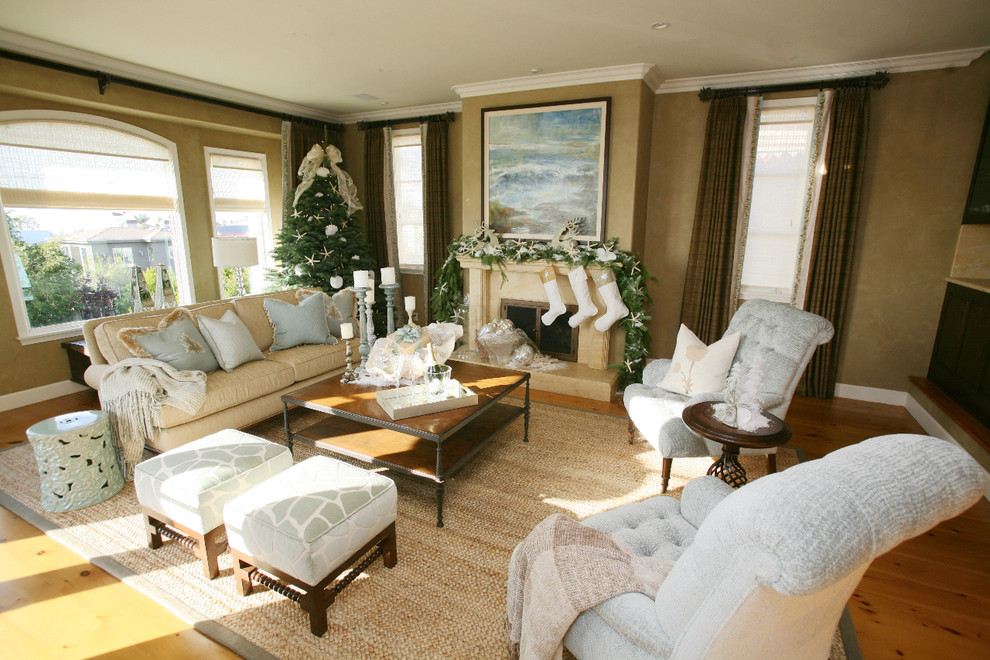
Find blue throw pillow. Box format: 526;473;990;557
118;309;220;373
264;293;337;352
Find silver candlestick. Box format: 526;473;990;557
364;290;376;351
340;338;355;383
352;286;370;370
381;282;399;336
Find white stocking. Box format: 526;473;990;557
540;266;567;326
567;266;598;328
593;279;629;332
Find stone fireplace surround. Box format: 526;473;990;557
457;257;621;401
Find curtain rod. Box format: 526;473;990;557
698;71;890;101
357;112;455;131
0;48;343;131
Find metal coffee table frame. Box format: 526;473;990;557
281;360;530;527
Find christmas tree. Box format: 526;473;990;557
271;144;376;290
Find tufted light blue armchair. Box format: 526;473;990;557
563;434;987;659
625;299;834;492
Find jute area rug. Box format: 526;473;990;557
0;401;853;659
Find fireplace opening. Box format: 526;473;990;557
500;299;579;362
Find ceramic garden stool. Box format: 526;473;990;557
26;410;124;512
224;455;398;637
134;429;293;580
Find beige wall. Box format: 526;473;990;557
0;58;283;397
644;54;990;391
459;80;654;250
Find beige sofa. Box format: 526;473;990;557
82;288;352;453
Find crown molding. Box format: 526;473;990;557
0;29;344;123
340;101;463;124
452;63;659;98
657;46;990;95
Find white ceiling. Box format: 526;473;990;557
1;0;988;117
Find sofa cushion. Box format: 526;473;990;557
118;308;220;373
158;359;294;429
229;290;299;352
265;343;346;382
264;294;337;352
198;310;266;372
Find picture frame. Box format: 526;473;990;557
483;97;610;243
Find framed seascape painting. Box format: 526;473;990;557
483;98;610;242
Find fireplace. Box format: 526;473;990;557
456;256;619;402
500;299;579;362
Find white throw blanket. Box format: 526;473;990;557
506;513;674;660
99;358;207;478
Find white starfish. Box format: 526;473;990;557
304;254;317;266
291;209;301;218
293;230;306;240
320;246;332;258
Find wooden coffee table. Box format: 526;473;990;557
682;401;791;488
281;360;530;527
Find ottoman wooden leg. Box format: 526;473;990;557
767;453;777;474
194;526;227;580
145;513;164;550
231;550;255;596
302;588;331;637
382;522;398;568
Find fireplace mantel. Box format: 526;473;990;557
457;257;621;401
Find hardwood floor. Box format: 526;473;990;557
1;388;988;658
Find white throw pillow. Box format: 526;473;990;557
659;324;741;396
198;310;266;372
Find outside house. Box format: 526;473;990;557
60;225;172;272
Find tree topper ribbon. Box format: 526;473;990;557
293;144;364;216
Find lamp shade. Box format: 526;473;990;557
211;237;259;268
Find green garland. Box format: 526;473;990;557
431;234;653;388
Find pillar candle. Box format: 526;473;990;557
367;288;375;303
381;267;396;285
340;322;354;340
405;296;416;313
353;270;369;288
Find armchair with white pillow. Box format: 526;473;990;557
624;298;834;492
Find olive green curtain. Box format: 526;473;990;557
421;119;450;326
363;127;389;269
680;96;748;344
802;87;871;398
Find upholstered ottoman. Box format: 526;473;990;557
224;455;398;636
134;429;293;579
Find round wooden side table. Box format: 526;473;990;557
682;401;791;488
26;410;124;512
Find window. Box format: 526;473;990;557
0;110;192;343
735;95;830;307
112;247;134;265
392;130;424;271
204;148;273;297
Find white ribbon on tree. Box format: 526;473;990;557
293;144;364;216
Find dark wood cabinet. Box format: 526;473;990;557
927;282;990;427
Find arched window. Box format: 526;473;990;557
0;111;191;343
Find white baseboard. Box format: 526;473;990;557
833;383;907;406
0;380;89;413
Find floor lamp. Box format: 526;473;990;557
211;237;259;297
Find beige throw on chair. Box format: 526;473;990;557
506;513;673;660
99;358;207;479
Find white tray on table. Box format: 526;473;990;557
375;380;479;420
